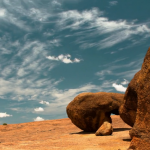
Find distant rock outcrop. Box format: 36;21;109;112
66;92;124;136
119;47;150;150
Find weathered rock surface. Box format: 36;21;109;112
119;71;140;127
66;92;124;136
0;115;131;150
119;47;150;150
95;121;113;136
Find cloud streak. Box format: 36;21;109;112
121;79;129;85
57;8;150;49
96;57;143;81
109;1;118;6
42;81;116;116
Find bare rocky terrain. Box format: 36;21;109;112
0;115;131;150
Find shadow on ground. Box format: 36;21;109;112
122;138;132;142
70;128;131;135
113;128;131;132
70;131;95;135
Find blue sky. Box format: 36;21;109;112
0;0;150;124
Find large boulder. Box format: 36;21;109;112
119;47;150;149
66;92;124;136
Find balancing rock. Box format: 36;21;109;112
66;92;124;136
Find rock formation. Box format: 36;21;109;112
119;71;140;127
66;92;124;136
119;47;150;150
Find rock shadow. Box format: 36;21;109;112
70;127;131;135
113;128;131;132
122;138;132;142
70;131;95;135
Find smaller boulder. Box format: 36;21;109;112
95;121;113;136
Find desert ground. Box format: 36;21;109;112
0;115;131;150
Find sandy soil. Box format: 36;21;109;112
0;115;131;150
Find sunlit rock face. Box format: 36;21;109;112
119;47;150;150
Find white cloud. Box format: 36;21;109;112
112;83;127;92
34;116;44;121
52;0;62;6
17;68;28;77
109;1;118;6
136;25;150;34
34;107;44;112
0;112;12;118
1;67;12;77
121;79;129;85
0;9;5;17
46;54;81;64
74;58;81;63
39;100;50;105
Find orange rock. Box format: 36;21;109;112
95;121;113;136
119;47;150;150
66;92;124;136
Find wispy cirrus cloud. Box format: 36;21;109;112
96;56;143;81
0;0;59;32
0;36;65;102
0;0;149;123
41;81;115;116
109;1;118;6
57;8;150;49
1;0;149;51
121;79;129;85
51;0;62;7
6;81;115;117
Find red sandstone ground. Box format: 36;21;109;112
0;115;131;150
